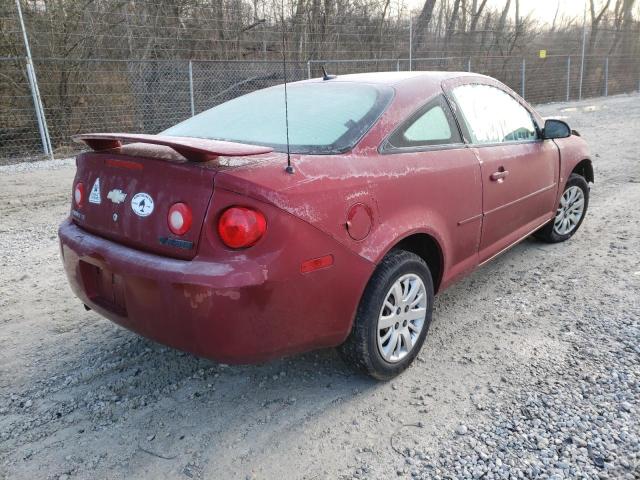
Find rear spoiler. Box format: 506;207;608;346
73;133;273;162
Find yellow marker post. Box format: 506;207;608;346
539;50;547;59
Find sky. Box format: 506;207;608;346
404;0;588;25
497;0;585;24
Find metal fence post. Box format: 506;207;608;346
188;60;195;116
307;60;311;79
604;57;608;97
566;56;571;101
27;61;52;155
521;58;526;99
408;18;412;72
467;57;471;72
579;3;586;100
15;0;52;158
396;59;400;71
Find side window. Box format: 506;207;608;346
451;84;537;144
386;96;461;149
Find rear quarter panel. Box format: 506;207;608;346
196;187;375;356
216;146;483;292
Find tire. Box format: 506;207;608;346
535;173;589;243
338;250;434;380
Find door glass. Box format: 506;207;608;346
387;99;460;148
452;84;537;144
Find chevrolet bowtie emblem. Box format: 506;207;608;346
107;189;127;204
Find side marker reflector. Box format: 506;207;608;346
300;254;334;274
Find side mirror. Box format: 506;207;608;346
543;119;571;139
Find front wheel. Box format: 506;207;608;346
535;173;589;243
338;250;434;380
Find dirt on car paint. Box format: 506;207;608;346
0;93;638;479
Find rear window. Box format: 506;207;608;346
162;82;394;154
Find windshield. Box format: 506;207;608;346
162;82;394;154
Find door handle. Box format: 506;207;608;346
490;168;509;181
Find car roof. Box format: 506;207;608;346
304;70;488;86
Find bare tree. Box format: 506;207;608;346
412;0;437;54
463;0;488;55
444;0;461;56
588;0;613;55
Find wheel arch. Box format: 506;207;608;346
385;232;444;294
572;158;594;183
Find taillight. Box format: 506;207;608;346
74;182;85;208
217;206;267;249
168;202;193;236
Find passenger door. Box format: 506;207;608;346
379;95;483;287
448;83;559;263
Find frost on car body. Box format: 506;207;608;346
58;71;593;378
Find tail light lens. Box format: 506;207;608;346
74;182;85;207
217;206;267;249
168;202;193;236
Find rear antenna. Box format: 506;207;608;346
281;0;294;174
321;65;336;80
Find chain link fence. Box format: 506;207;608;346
1;54;639;164
0;57;43;161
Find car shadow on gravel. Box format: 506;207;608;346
0;305;384;464
5;317;384;477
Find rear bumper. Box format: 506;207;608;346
58;218;373;363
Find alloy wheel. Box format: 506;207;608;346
553;185;585;235
376;273;427;363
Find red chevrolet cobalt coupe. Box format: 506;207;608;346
59;72;592;379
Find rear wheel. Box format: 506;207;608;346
535;173;589;243
338;250;434;380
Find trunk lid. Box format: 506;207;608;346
71;135;273;260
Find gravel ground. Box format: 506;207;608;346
0;93;638;480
